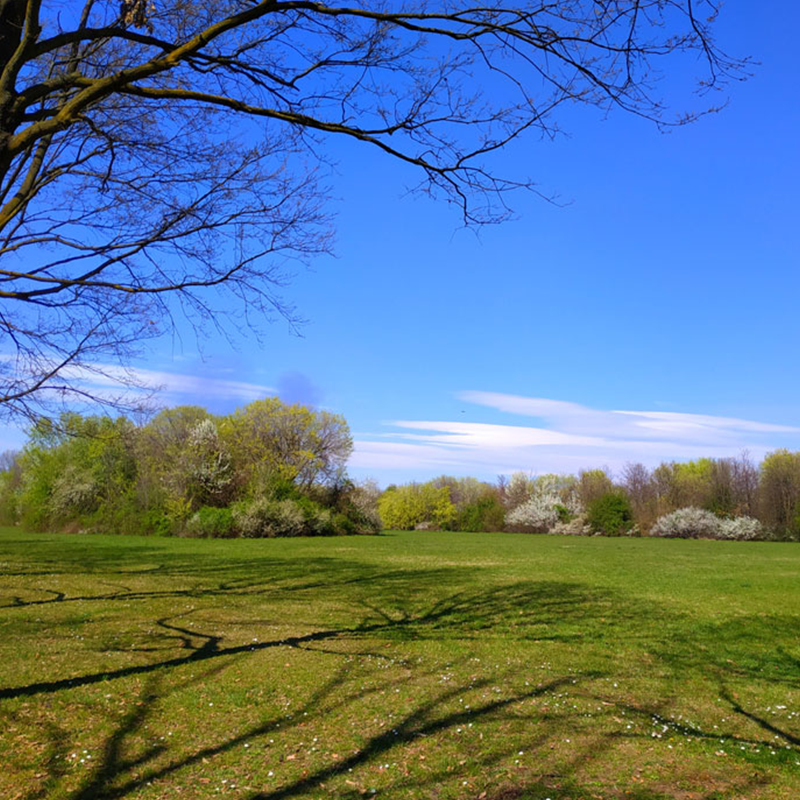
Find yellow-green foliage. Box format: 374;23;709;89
378;482;456;530
759;449;800;538
17;414;136;529
4;400;362;537
221;398;352;492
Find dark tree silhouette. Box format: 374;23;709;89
0;1;745;418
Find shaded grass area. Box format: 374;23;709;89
1;529;799;800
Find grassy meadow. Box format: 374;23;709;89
1;528;799;800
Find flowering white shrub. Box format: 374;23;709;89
651;507;771;540
550;514;593;536
650;507;722;539
718;516;767;541
49;466;97;514
233;498;306;537
506;493;561;532
347;479;383;534
188;419;232;499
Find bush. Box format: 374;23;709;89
553;503;573;524
49;466;98;516
187;506;235;538
506;493;561;532
141;509;173;537
338;502;382;535
232;498;307;537
586;492;635;536
718;516;768;541
456;495;505;532
650;507;722;539
550;513;593;536
377;482;455;530
295;496;336;535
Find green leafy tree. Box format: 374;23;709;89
221;398;352;493
758;450;800;540
17;412;136;528
377;482;456;531
586;491;635;537
577;469;614;509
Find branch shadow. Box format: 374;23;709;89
0;579;625;701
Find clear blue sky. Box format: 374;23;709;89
4;4;800;485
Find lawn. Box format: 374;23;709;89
1;528;798;800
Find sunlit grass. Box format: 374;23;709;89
1;528;798;799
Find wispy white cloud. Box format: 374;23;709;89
459;391;800;442
351;392;800;480
0;354;275;408
64;363;276;405
0;360;275;449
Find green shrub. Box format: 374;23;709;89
456;496;505;532
187;506;235;538
553;503;573;524
145;510;173;537
295;496;336;535
332;512;356;535
586;491;635;536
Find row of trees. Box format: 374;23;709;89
4;414;799;541
0;400;381;537
378;452;800;541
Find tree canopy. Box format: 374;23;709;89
0;1;746;417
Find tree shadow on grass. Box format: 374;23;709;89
652;614;800;691
5;579;619;799
4;550;797;799
0;554;462;609
38;661;776;800
0;579;632;701
52;662;578;800
718;687;800;748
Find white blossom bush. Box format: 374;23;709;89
550;513;593;536
651;507;771;540
650;507;723;539
49;465;98;514
506;492;561;532
347;479;383;534
718;516;768;541
188;419;232;500
233;498;306;537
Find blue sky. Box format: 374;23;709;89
3;4;800;485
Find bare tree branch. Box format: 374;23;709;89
0;0;747;420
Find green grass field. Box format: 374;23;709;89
1;528;799;800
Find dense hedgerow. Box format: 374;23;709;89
0;402;380;538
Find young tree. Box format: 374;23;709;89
758;450;800;539
0;1;745;417
576;468;614;509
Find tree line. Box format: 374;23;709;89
3;405;799;541
378;453;800;541
0;400;381;537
